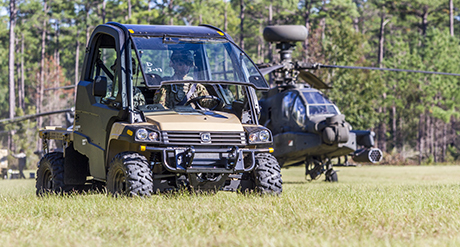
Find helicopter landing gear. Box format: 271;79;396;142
324;158;338;182
305;158;324;181
305;157;338;182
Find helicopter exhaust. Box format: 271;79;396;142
352;148;383;163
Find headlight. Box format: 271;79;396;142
135;128;160;142
248;129;271;144
259;130;270;142
148;131;159;141
136;129;148;140
249;133;259;143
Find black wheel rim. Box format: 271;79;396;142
113;168;127;194
44;169;53;191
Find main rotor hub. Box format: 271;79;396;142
276;42;296;63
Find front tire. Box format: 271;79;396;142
325;169;338;182
36;152;66;195
107;152;153;196
253;153;282;195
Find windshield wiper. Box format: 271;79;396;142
196;109;228;119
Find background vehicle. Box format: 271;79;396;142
258;25;460;181
258;25;383;182
36;22;282;196
0;149;7;179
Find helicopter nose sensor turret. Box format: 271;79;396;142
321;115;350;145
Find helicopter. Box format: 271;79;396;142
257;25;460;182
257;25;384;182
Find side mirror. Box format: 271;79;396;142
93;76;108;97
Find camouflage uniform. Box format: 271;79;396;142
153;82;208;109
153;50;214;109
133;87;146;108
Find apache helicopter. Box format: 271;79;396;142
258;25;460;182
256;25;393;182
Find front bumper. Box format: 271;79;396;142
141;146;271;173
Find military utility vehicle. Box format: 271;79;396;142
36;22;282;196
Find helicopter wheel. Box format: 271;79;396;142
325;169;338;182
305;158;323;181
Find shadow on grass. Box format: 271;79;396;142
283;181;309;185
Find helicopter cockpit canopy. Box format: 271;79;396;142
277;87;341;130
301;89;340;116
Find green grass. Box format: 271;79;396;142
2;166;460;247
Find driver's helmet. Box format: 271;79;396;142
170;50;194;66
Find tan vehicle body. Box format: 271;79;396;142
144;112;244;132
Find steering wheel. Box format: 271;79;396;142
145;73;162;87
185;95;223;110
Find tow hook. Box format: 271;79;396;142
176;147;195;168
226;146;239;170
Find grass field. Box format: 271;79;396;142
1;165;460;247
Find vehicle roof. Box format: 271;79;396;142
108;23;230;39
100;22;267;90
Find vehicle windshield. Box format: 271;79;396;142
302;92;339;116
130;36;265;89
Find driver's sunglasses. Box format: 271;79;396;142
173;60;190;66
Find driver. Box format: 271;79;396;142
153;50;208;108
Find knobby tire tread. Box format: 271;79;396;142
36;152;66;195
254;153;283;195
108;152;153;197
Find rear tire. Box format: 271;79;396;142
36;152;66;195
107;152;153;196
253;153;282;195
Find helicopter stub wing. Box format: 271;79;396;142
298;70;332;89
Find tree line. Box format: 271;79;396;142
0;0;459;165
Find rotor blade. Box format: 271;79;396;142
298;70;332;89
44;85;76;91
258;64;284;76
0;108;73;124
319;64;460;77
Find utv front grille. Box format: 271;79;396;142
162;131;246;145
